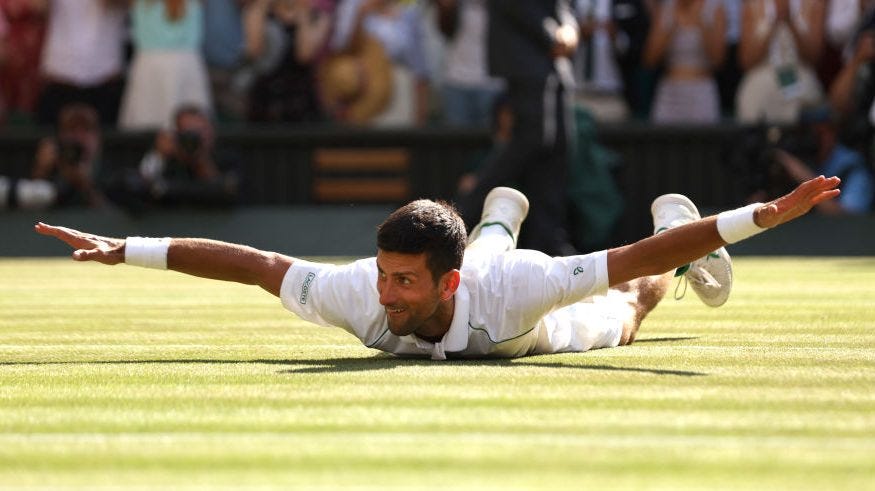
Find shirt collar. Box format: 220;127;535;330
442;282;470;354
400;282;470;360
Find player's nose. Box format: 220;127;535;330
378;283;397;306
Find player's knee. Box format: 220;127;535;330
619;321;638;346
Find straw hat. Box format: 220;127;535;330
317;33;393;124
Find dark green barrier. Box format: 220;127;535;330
3;124;870;255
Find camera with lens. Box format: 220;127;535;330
56;138;85;167
739;124;818;201
175;130;202;156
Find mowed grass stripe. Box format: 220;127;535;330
0;438;872;491
0;257;873;490
0;432;873;489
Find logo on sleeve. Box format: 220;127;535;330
299;272;316;304
572;266;585;276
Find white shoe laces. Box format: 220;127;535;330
674;267;721;300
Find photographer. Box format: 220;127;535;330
1;103;106;211
828;3;875;161
133;104;239;208
752;105;874;215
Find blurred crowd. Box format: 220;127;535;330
0;0;873;217
2;0;874;128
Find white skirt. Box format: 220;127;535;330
119;49;212;130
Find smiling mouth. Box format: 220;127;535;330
386;307;405;314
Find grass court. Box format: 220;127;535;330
0;257;873;490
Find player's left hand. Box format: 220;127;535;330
754;175;841;229
34;223;125;265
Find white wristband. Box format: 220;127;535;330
125;237;171;269
716;203;767;244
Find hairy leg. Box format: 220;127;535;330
614;272;672;345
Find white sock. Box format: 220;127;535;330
467;224;514;254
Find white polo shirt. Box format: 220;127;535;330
280;249;620;360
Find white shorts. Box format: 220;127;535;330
535;289;630;354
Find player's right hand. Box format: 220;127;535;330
753;176;841;229
34;223;125;265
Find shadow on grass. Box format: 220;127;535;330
275;357;706;377
633;336;699;344
0;353;706;377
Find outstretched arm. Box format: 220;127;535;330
33;223;294;297
606;176;841;287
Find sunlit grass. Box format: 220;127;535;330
0;257;873;490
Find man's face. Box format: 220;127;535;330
376;250;443;337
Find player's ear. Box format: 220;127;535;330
439;270;461;301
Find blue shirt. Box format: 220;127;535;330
202;0;244;68
820;144;874;214
132;0;203;51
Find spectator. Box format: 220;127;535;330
767;105;873;214
455;92;512;195
573;0;629;122
736;0;825;124
611;0;656;120
317;30;393;124
715;0;742;118
246;0;334;123
0;0;47;126
202;0;249;122
827;1;875;138
457;0;579;256
0;103;106;210
643;0;727;124
434;0;504;127
331;0;432;126
36;0;127;127
826;0;875;56
116;104;239;209
119;0;212;130
816;0;845;92
0;8;7;123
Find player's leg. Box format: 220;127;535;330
651;193;733;307
465;187;529;259
612;272;672;345
592;192;734;346
546;273;668;353
551;273;671;354
457;78;544;253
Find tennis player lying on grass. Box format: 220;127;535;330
36;176;840;360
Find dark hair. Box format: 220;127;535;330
377;199;467;283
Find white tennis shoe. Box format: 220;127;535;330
468;187;530;246
651;193;733;307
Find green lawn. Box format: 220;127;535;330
0;257;873;490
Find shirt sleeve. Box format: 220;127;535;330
279;258;383;337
